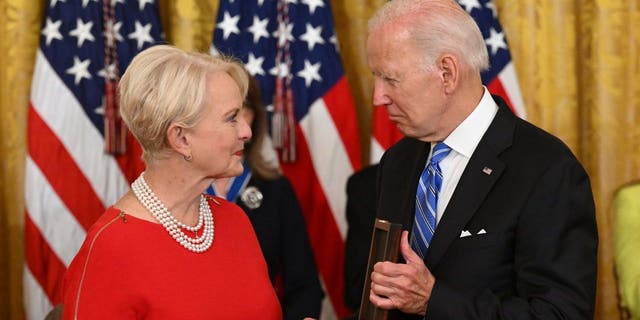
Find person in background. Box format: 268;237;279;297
344;164;379;315
208;76;324;320
365;0;598;319
62;45;282;319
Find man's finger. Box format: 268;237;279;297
400;230;423;265
370;280;397;298
370;289;395;310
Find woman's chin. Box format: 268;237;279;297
212;162;244;179
228;165;244;177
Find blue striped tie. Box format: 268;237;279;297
411;142;451;259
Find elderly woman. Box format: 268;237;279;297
209;77;324;319
62;45;282;319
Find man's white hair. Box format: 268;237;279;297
369;0;489;73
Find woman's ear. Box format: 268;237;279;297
166;124;191;159
437;54;459;95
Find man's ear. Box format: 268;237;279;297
437;54;459;94
166;124;191;158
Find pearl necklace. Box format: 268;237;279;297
131;173;214;253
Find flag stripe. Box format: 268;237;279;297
371;105;405;163
31;50;129;208
281;129;349;317
114;134;146;185
319;283;338;320
27;108;105;230
23;265;54;320
321;77;362;169
369;138;385;165
497;62;526;117
24;214;67;306
300;98;352;239
486;78;513;111
25;156;87;265
26;2;163;318
372;106;404;150
213;1;360;317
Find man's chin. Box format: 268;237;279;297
396;126;430;141
394;123;412;136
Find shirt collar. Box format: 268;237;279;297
443;87;498;158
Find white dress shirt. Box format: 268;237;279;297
428;87;498;225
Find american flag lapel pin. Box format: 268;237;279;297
482;167;493;175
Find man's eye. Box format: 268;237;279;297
383;76;397;85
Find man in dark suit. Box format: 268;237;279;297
364;0;598;319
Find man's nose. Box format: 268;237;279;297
372;80;391;107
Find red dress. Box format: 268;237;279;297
62;197;282;319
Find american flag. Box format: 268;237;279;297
212;0;362;318
24;1;162;319
370;0;526;162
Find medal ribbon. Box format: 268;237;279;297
206;160;252;202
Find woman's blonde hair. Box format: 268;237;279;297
119;45;249;163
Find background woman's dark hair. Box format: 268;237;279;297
244;76;281;180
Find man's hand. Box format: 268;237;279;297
369;231;436;315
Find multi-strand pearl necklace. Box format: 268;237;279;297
131;173;214;253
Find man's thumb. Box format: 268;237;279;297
400;230;423;264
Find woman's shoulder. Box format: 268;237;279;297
84;207;129;240
76;207;152;259
64;208;141;294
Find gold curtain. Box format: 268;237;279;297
1;1;638;319
496;1;640;318
0;0;44;319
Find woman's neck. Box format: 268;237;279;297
212;177;232;198
139;160;211;226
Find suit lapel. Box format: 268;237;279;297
378;139;429;228
425;97;516;269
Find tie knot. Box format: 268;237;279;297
430;142;451;165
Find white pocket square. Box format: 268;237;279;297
477;229;487;234
460;230;472;238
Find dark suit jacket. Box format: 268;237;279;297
376;96;598;319
236;175;324;320
344;164;380;313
